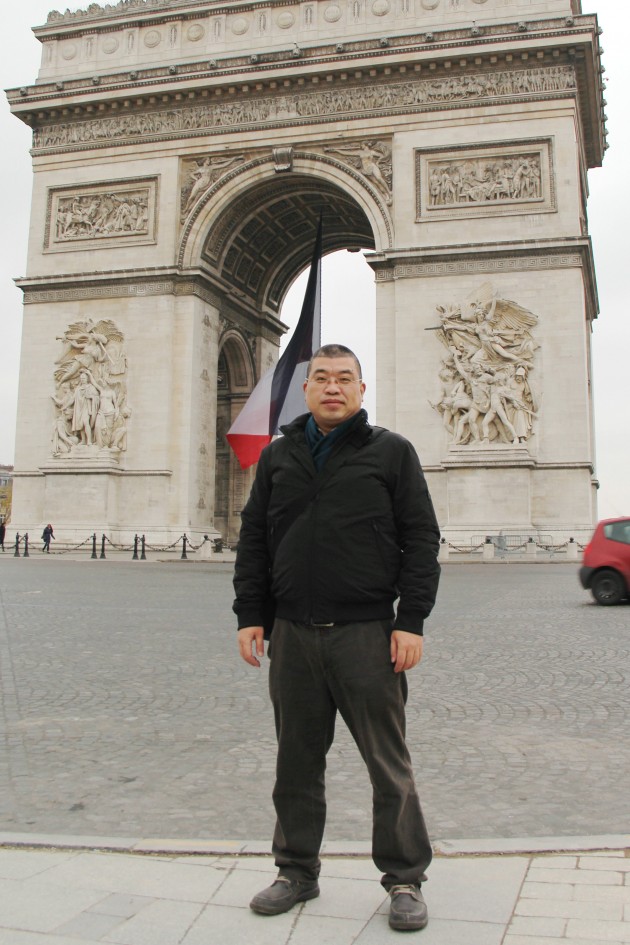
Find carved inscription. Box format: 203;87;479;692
33;66;575;152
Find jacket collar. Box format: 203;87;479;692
281;409;372;448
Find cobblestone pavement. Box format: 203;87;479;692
0;557;628;843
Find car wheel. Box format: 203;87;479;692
591;569;626;606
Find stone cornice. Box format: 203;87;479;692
8;15;605;167
12;16;599;103
366;236;599;320
34;1;591;35
14;266;285;339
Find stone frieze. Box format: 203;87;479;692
32;65;575;152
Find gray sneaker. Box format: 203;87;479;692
250;876;320;915
388;883;428;931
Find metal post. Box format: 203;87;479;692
23;533;30;558
140;534;146;560
91;533;97;559
132;534;139;560
181;533;188;560
100;534;106;559
14;533;20;557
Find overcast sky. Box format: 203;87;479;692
1;1;627;519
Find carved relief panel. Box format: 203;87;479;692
416;139;555;221
51;319;131;459
45;177;158;252
429;283;539;448
180;155;245;222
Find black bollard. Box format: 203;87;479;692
23;533;30;558
140;534;146;560
132;534;139;560
181;533;188;560
100;534;106;559
14;533;20;557
91;533;97;559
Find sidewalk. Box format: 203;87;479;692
0;834;628;944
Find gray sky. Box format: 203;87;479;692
1;1;628;519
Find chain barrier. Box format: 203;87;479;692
441;537;582;555
444;541;485;553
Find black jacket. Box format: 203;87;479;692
233;410;440;635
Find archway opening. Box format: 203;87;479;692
280;249;376;418
209;174;378;542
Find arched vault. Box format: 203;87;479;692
182;164;380;316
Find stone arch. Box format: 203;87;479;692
215;328;257;542
185;159;382;542
179;152;388;316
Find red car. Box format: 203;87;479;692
579;517;630;605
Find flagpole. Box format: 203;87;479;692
226;213;324;469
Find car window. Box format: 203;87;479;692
604;521;630;545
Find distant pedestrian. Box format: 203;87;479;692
42;524;54;553
0;521;5;552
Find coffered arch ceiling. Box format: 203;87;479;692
201;175;375;314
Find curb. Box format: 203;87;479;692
0;832;628;858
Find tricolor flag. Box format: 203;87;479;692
226;217;323;469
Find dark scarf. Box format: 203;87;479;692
304;412;360;471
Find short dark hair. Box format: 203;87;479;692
307;344;362;379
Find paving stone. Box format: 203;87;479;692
90;893;156;918
53;911;126;940
566;918;630;942
103;899;205;945
507;914;567;936
515;897;624;921
39;851;225;903
298;875;385;920
180;902;294;945
528;867;623;886
0;877;105;933
0;931;93;945
504;937;626;945
520;881;575;900
0;562;629;845
0;849;75;880
287;914;367;945
426;856;528;923
581;858;630;873
356;915;505;944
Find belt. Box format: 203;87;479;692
308;621;335;628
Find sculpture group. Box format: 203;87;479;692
51;319;131;456
430;283;538;448
428;154;542;208
55;189;150;241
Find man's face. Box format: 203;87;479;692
303;356;366;434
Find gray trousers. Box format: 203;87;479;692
268;618;433;889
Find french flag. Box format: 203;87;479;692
226;217;323;469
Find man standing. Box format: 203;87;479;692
234;344;440;932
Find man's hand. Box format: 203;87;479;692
238;626;265;667
390;630;423;674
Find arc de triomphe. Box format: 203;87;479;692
7;0;605;545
